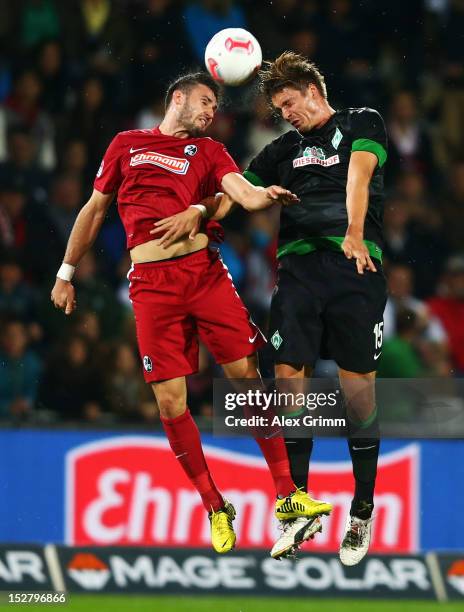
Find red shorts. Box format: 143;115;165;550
128;248;266;382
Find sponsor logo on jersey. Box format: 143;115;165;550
293;146;339;168
65;438;419;552
130;151;190;175
184;144;197;156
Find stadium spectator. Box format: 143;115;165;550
37;333;103;420
383;263;448;346
0;70;55;168
0;128;50;203
387;91;435;185
377;309;425;378
0;254;41;334
383;193;449;297
428;255;464;374
62;0;133;80
100;340;155;422
0;183;28;251
441;160;464;252
0;318;42;418
60;76;119;170
70;251;125;339
18;0;61;50
440;0;464;164
35;40;70;116
131;0;192;106
26;174;83;282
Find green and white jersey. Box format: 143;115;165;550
244;107;387;261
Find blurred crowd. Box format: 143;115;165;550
0;0;463;425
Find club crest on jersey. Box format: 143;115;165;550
332;127;343;149
143;355;153;372
184;144;197;156
293;146;339;168
130;151;190;175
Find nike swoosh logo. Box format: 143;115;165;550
374;352;382;360
249;331;259;343
351;444;377;451
175;452;188;459
130;146;148;153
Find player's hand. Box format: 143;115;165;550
51;278;76;315
150;207;202;248
342;232;377;274
266;185;299;207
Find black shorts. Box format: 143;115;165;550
268;250;387;373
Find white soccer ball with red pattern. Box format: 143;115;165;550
204;28;262;86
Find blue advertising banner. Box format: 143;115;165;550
0;430;462;552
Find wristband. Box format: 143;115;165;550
56;263;75;282
190;204;208;218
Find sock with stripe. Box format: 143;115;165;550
347;407;380;519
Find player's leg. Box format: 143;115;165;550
152;376;236;554
270;361;328;559
128;256;236;553
337;368;378;566
192;251;330;558
322;251;387;566
275;362;314;493
265;253;333;558
153;376;223;511
222;353;295;499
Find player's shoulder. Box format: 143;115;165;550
197;136;229;151
262;129;299;156
341;107;385;123
116;128;156;141
108;128;156;149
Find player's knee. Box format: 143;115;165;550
152;388;186;419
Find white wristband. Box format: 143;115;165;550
57;263;75;282
190;204;208;218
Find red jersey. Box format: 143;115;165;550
93;127;239;249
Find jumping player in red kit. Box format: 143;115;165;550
51;72;332;554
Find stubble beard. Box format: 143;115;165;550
177;102;203;137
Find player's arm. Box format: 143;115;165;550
342;151;378;274
51;189;115;314
151;176;296;248
221;171;298;210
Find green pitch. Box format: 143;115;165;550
7;596;463;611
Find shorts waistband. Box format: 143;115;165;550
131;247;217;270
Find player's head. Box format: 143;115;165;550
259;52;329;131
164;72;221;136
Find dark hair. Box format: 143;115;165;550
259;51;327;103
164;72;221;111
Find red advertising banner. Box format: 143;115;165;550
66;438;419;552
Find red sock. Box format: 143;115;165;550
242;402;295;497
254;436;295;497
161;408;223;512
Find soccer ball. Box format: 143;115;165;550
204;28;262;86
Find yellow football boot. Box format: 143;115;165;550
209;499;237;553
275;489;332;521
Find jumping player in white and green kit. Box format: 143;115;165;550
243;52;387;564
